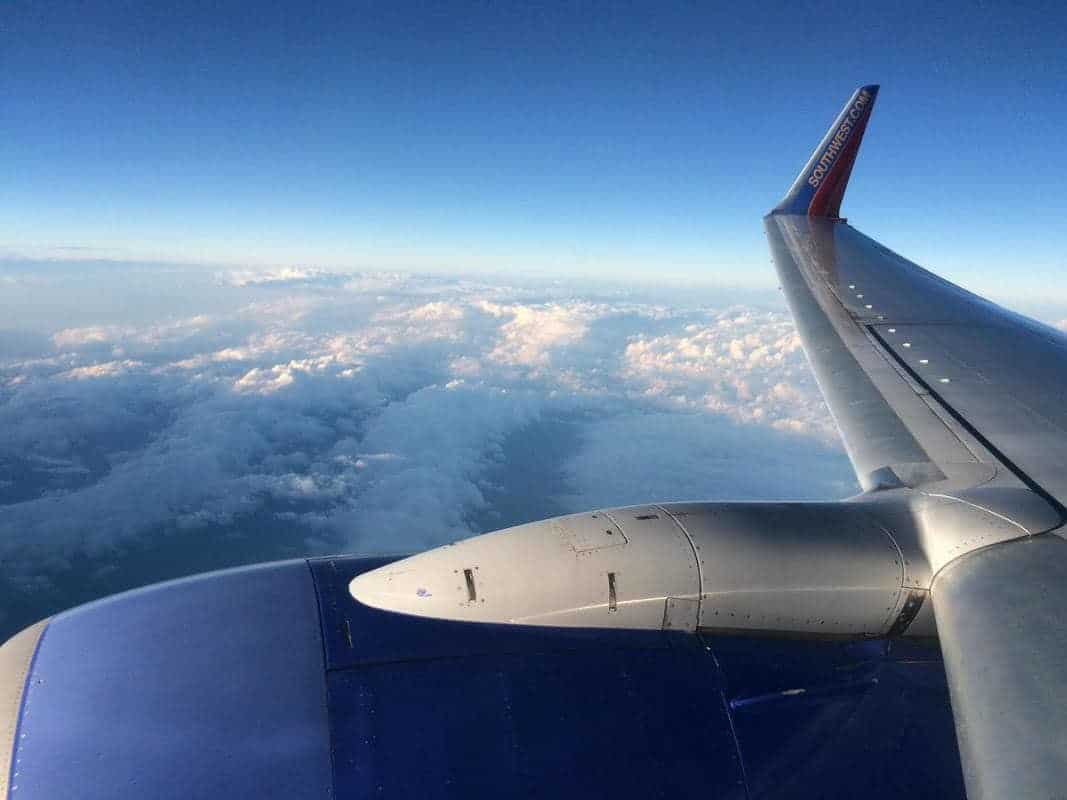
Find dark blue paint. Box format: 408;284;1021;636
328;651;747;799
709;634;965;798
11;561;333;800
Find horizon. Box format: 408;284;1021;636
4;2;1067;296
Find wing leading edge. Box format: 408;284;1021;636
766;85;1067;507
767;86;1067;798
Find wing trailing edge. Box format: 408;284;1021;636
772;84;879;218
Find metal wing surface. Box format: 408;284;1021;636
767;85;1067;798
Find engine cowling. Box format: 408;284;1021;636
349;501;922;637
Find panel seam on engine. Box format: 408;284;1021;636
654;505;703;623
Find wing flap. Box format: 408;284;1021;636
869;319;1067;507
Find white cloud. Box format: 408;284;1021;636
0;265;855;634
220;267;335;287
53;326;126;349
60;360;145;380
478;301;597;367
621;308;836;439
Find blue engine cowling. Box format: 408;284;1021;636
2;556;963;799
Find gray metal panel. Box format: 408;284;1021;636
660;502;906;636
349;506;701;630
870;320;1067;505
933;535;1067;799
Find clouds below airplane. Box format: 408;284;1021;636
0;265;856;635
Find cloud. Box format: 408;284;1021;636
60;360;146;380
53;326;123;348
220;267;340;287
478;300;596;367
0;264;856;636
621;308;836;438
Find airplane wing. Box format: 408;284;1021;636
4;85;1065;800
766;85;1067;798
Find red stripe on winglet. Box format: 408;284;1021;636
808;110;872;218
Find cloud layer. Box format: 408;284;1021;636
0;265;856;636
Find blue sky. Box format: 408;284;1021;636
3;1;1067;297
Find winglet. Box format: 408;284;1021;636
772;85;879;218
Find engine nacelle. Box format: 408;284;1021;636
349;501;926;637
